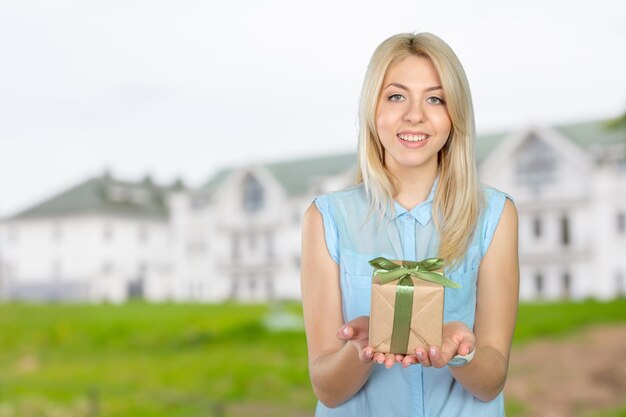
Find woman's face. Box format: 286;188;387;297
375;55;451;176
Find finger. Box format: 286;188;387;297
337;325;354;340
458;341;473;357
361;346;374;362
395;354;404;363
343;316;369;340
437;346;456;366
373;352;386;364
429;346;447;368
384;353;396;369
415;348;431;367
402;355;418;368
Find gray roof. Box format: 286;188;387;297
8;174;178;220
555;119;626;149
200;153;357;197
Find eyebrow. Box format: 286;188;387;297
384;82;443;93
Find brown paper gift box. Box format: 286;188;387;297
368;264;444;355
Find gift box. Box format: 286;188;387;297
368;257;461;355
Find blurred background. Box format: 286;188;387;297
0;1;625;416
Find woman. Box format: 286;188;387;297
301;32;519;416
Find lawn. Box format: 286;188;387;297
0;299;625;417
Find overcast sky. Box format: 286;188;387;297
1;0;624;217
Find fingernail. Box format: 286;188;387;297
430;347;437;357
417;351;423;359
377;359;384;364
342;326;349;336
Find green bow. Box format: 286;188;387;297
369;257;460;354
369;257;461;288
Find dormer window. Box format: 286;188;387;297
516;135;557;188
106;185;151;205
242;174;264;213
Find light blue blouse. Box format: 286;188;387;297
313;181;510;417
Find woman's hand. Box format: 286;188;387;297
337;317;418;369
337;319;475;369
336;316;375;363
413;321;475;368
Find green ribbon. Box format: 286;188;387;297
369;257;461;353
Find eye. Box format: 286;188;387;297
426;96;445;105
387;94;406;102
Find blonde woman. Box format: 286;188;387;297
301;32;519;416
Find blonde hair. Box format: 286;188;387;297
355;32;483;267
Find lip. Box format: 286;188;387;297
396;131;430;149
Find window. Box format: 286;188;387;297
230;274;239;299
516;135;557;189
52;261;62;280
242;174;264;213
560;215;570;246
561;272;571;298
533;216;542;238
138;225;149;243
248;274;257;293
51;222;62;242
618;212;625;234
231;233;240;260
266;231;274;260
186;241;206;255
249;233;257;250
265;274;273;300
103;223;113;241
617;272;625;297
8;226;18;243
534;273;544;298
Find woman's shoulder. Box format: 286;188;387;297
477;184;514;257
481;184;513;205
314;183;367;209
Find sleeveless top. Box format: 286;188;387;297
313;180;510;417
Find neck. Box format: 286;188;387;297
389;162;439;210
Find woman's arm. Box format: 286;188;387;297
445;198;520;401
301;203;374;408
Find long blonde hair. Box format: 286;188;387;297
355;32;483;266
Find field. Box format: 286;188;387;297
1;299;625;417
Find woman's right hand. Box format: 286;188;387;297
337;316;416;368
336;316;374;362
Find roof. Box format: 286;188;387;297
8;174;179;220
555;119;626;150
265;153;356;196
200;153;357;198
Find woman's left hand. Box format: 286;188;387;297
412;321;475;368
372;321;475;369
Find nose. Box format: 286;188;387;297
403;100;424;124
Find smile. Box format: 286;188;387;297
398;134;428;142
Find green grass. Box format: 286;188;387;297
514;298;626;344
0;298;625;417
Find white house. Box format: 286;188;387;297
0;118;624;303
0;173;180;303
479;120;626;301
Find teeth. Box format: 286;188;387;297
398;134;428;142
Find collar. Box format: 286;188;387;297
388;177;438;226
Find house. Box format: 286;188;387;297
479;120;626;300
1;118;624;302
0;173;181;303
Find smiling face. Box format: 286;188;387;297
375;54;452;178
